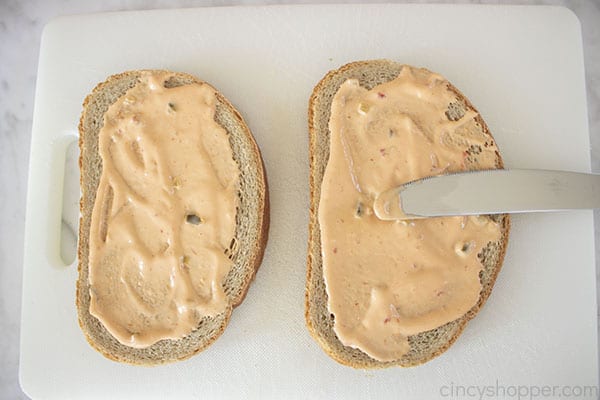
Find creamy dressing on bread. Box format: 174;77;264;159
319;65;502;361
88;71;239;348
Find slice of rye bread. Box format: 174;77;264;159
305;60;510;368
77;70;269;365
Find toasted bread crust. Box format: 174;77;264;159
305;60;510;368
77;70;268;365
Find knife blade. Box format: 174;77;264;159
373;169;600;220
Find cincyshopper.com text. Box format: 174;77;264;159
439;380;598;399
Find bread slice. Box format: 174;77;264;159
305;60;510;368
77;70;269;365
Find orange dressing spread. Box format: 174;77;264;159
88;71;238;348
319;66;501;361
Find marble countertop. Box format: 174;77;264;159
1;0;598;398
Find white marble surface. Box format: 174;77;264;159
1;0;598;398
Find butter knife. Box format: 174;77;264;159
373;169;600;220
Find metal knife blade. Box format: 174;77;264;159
373;169;600;220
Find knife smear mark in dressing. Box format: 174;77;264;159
88;72;239;348
318;65;502;361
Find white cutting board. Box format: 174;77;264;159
20;4;597;399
